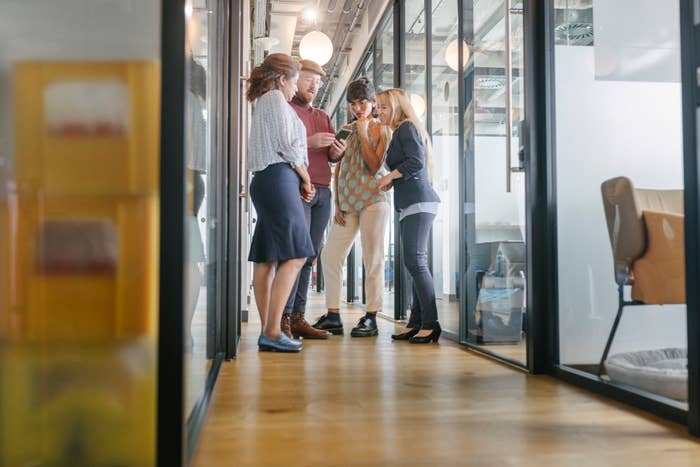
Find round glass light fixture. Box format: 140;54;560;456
299;31;334;66
409;93;426;118
254;36;280;51
445;39;470;72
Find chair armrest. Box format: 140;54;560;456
631;210;685;304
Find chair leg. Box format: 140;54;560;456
598;285;625;376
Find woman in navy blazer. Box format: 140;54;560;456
375;88;442;343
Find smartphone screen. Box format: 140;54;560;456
335;128;352;141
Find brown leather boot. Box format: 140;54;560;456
291;311;331;339
280;314;292;339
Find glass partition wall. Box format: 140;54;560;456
430;0;461;338
184;0;214;418
325;0;700;434
552;0;687;407
462;0;528;364
0;2;162;465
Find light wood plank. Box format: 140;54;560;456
192;292;700;467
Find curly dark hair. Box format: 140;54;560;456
346;76;375;102
246;53;300;102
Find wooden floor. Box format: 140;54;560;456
192;293;700;467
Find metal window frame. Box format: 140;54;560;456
157;0;187;464
680;0;700;435
158;0;242;464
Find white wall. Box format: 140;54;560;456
433;135;460;296
555;45;686;364
474;136;522;230
594;0;680;83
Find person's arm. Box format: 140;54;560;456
332;160;346;225
325;114;345;163
390;122;424;178
375;123;424;192
295;164;315;202
264;92;308;167
355;119;386;175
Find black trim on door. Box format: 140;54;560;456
524;0;556;374
157;0;186;465
186;353;224;462
680;0;700;436
226;0;243;360
394;0;407;320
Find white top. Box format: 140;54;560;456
399;202;440;221
248;89;308;172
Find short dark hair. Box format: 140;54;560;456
346;76;375;102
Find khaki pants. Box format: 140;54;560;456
321;201;390;312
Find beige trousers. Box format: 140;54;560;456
321;201;390;312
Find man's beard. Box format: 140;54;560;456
296;91;315;105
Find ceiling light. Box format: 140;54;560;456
445;39;470;72
185;3;194;17
303;8;317;23
410;93;425;118
254;36;280;51
299;31;334;66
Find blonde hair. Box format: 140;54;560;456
375;88;434;180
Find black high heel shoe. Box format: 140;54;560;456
408;322;441;344
391;327;420;340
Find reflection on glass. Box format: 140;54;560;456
375;9;397;313
404;0;426;126
375;11;394;92
554;0;687;404
184;0;216;419
0;1;160;465
359;52;374;82
430;0;460;335
464;0;527;363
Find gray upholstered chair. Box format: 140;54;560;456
599;176;685;375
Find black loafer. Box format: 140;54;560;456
350;317;378;337
312;314;344;335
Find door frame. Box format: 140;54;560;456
537;0;695;430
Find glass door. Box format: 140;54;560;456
463;0;527;365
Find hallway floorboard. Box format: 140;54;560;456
192;293;700;466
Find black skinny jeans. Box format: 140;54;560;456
401;212;438;330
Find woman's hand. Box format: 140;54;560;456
333;207;346;226
374;174;394;194
355;117;369;138
301;180;315;203
329;138;347;161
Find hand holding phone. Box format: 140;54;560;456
335;128;352;141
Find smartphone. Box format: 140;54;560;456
335;128;352;141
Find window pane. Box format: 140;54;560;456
375;11;394;92
184;0;217;420
0;2;161;465
554;0;687;404
404;0;427;126
430;0;460;335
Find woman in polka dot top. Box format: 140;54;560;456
313;77;391;338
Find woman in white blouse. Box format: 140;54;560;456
247;53;315;352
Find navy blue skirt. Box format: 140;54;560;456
248;163;314;263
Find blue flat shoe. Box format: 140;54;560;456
258;334;302;352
